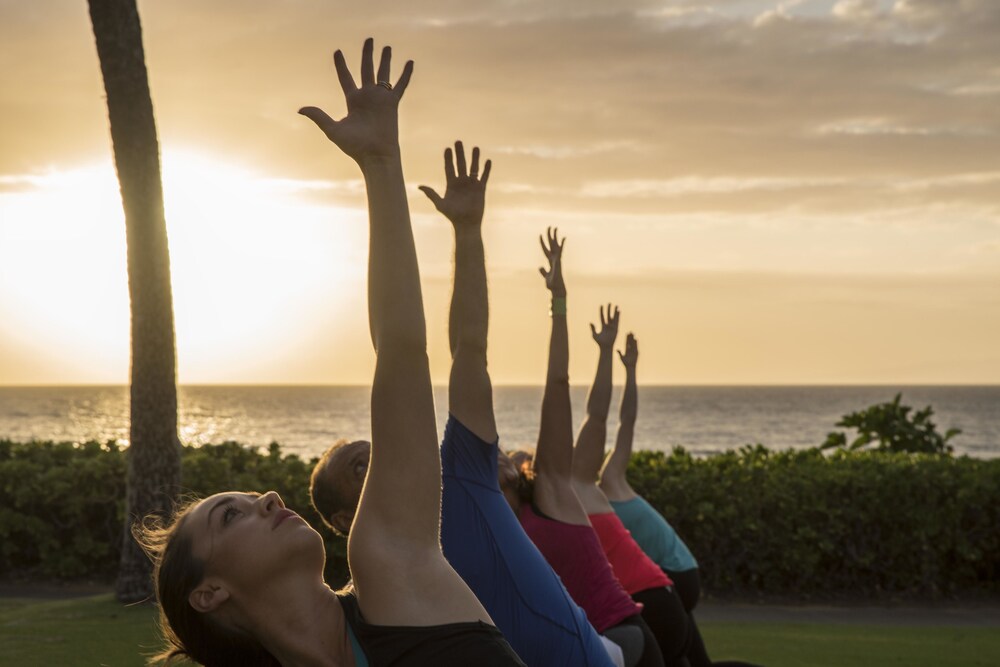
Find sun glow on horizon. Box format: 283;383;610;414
0;150;366;383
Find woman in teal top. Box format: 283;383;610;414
595;336;762;667
610;495;698;579
598;334;700;612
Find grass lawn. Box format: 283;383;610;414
699;621;1000;666
2;594;999;666
0;594;190;667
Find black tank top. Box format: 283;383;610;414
337;592;526;666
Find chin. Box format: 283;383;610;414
279;523;328;575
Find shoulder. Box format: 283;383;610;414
349;534;463;623
442;414;499;478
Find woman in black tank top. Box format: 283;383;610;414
135;40;524;667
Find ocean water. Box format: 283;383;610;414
0;385;996;459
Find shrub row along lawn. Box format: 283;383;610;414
1;595;998;667
2;439;999;597
628;446;1000;598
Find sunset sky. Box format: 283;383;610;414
2;0;999;385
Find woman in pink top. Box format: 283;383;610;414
500;228;664;667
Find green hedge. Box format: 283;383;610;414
0;440;349;588
628;446;1000;598
1;439;997;599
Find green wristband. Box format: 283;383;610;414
550;297;567;316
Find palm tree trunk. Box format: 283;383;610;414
86;0;181;604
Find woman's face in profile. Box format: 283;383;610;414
325;440;371;512
184;491;324;598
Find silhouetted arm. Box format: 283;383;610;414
301;37;436;548
300;39;489;626
532;229;592;524
533;227;571;472
571;305;620;505
420;142;497;442
600;333;639;501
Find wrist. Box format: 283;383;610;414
359;151;403;175
453;219;484;234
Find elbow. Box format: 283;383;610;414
546;373;570;387
375;329;428;359
586;407;610;424
453;338;488;361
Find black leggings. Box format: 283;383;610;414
665;568;700;613
632;586;691;667
605;613;666;667
634;585;761;667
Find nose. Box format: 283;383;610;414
257;490;285;515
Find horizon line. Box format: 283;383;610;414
2;382;998;389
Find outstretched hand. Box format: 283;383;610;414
618;333;638;368
299;38;414;166
590;304;620;348
538;227;567;297
419;141;491;227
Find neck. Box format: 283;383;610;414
236;580;349;667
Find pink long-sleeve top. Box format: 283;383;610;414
589;511;673;595
519;504;643;632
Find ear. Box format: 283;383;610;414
188;580;230;613
330;509;354;535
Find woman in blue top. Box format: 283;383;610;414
136;39;524;667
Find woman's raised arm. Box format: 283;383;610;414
571;304;621;514
300;39;488;626
532;229;590;523
600;334;639;501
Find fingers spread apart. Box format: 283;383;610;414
343;39;413;99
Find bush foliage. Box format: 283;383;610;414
628;446;999;598
1;439;997;599
0;440;349;587
821;393;961;454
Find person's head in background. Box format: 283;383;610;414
310;439;371;535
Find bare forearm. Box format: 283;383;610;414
449;227;488;356
585;347;614;422
363;157;427;354
603;421;634;482
536;309;573;475
607;366;637;471
620;366;637;426
573;345;615;480
362;152;441;544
